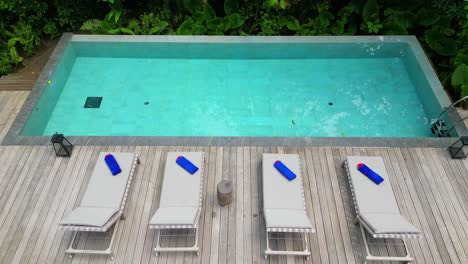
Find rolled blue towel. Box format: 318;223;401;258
176;156;199;174
357;163;384;185
105;154;122;176
274;160;296;181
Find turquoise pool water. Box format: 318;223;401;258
22;41;445;137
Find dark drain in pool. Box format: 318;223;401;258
328;102;334;106
84;97;102;108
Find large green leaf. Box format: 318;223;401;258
119;27;135;35
278;16;300;31
206;17;222;31
383;21;407;34
452;64;468;87
9;47;23;64
424;29;458;56
415;8;440;27
224;13;245;29
454;49;468;66
362;0;379;22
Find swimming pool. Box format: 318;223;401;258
19;35;453;138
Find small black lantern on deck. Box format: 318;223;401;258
51;133;73;157
448;136;468;159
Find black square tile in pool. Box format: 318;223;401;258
84;97;102;108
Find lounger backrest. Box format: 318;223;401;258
262;154;305;211
80;152;136;209
345;156;400;214
159;152;203;208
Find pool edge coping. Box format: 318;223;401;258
2;33;466;147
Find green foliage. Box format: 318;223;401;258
451;63;468;96
425;28;458;56
176;4;245;35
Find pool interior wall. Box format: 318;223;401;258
20;40;453;138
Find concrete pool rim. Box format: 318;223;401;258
2;33;466;147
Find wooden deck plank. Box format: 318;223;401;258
209;146;223;264
378;147;425;262
304;147;330;264
399;148;455;263
199;146;216;264
386;147;440;264
235;147;244;264
2;147;58;264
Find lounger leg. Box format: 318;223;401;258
304;233;310;260
265;231;310;259
264;230;270;259
359;223;414;263
154;229;161;256
67;231;78;258
65;220;120;258
153;226;199;255
194;225;200;256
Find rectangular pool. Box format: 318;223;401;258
20;35;452;138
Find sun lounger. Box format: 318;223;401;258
59;152;140;259
149;152;204;256
343;156;421;263
262;153;315;259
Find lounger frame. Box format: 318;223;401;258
149;152;204;256
262;154;315;259
60;155;140;259
265;230;311;259
343;159;420;263
151;223;200;256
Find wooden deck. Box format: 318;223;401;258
0;40;57;90
0;144;466;264
0;91;29;142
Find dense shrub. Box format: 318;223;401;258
1;0;466;101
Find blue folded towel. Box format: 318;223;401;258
274;160;296;181
176;156;199;174
357;163;384;185
104;154;121;176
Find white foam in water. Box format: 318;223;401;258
321;112;350;136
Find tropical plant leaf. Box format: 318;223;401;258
425;29;458;56
177;17;195;35
454;49;468;66
9;47;23;64
279;0;287;9
206;17;222;31
149;22;169;34
362;0;379;22
415;8;440;27
383;21;407;34
224;13;246;29
452;63;468;87
278;16;300;31
119;27;135;35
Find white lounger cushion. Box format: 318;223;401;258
150;152;203;228
361;213;420;234
60;207;117;227
150;207;198;225
60;152;136;228
346;156;420;235
262;154;314;232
